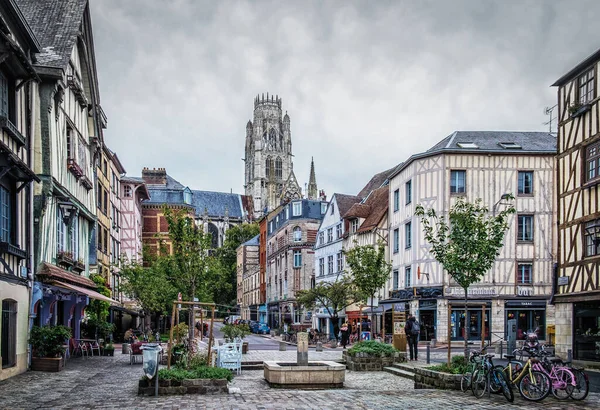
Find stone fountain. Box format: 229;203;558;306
263;332;345;389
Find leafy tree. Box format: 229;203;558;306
415;196;515;357
344;241;391;336
86;274;115;340
296;276;362;340
119;254;177;318
211;223;259;307
164;207;215;345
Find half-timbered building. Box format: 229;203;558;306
553;49;600;363
0;0;40;380
386;131;556;344
120;176;149;262
21;0;117;349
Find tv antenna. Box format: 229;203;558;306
543;104;557;133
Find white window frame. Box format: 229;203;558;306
292;201;302;216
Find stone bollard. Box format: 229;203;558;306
430;339;436;348
297;332;308;366
279;341;287;351
316;342;323;352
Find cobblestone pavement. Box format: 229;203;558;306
1;352;599;410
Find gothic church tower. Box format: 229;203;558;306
245;93;295;217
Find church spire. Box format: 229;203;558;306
307;157;318;199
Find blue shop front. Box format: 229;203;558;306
32;263;117;339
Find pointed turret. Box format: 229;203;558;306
307;157;318;199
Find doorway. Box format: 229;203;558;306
419;311;436;341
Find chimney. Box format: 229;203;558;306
141;167;167;185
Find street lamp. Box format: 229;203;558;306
492;193;512;215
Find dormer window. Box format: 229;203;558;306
457;142;478;149
499;142;522;149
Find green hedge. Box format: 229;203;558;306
155;366;233;382
347;340;399;356
427;355;468;374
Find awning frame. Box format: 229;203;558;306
50;280;121;306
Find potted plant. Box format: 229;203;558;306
221;324;250;353
103;342;115;356
29;325;72;372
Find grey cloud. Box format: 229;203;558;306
90;0;600;196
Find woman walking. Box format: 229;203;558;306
340;322;350;349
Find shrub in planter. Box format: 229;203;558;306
221;324;250;342
347;340;399;356
104;343;115;356
29;325;72;372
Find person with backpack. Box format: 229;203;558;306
405;315;420;361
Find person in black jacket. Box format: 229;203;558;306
405;316;420;361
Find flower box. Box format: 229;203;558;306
31;357;64;372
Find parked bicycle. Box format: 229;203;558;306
496;353;551;401
471;352;514;402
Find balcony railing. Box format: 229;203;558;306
0;116;26;147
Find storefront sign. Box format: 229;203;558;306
517;286;534;297
419;300;437;309
445;287;497;297
558;276;569;286
505;300;546;307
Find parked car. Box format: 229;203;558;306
248;321;259;333
257;323;270;334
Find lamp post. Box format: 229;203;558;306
492;193;512;216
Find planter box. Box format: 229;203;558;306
343;351;406;371
413;367;461;390
31;357;64;372
138;378;228;395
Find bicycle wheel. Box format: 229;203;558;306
493;368;514;403
518;370;550;402
471;369;487;398
569;368;589;401
460;369;474;393
551;368;574;400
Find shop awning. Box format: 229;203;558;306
53;281;121;306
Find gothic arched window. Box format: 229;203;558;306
208;223;219;249
265;156;272;178
279;134;283;150
269;128;276;148
275;157;282;179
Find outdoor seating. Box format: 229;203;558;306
129;341;145;364
89;340;101;356
72;339;90;358
216;342;242;375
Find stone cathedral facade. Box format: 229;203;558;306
245;94;302;217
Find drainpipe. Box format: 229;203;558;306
26;80;36;368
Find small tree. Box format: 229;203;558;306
415;196;515;357
296;277;362;340
164;207;214;346
344;241;391;336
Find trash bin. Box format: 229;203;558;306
141;344;162;380
430;339;436;348
122;343;130;355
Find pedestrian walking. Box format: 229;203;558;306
405;315;420;361
340;322;350;349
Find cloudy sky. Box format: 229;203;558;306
90;0;599;197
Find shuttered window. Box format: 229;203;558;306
0;186;10;243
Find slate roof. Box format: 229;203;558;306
356;187;389;234
17;0;87;69
357;165;396;199
333;193;361;217
427;131;557;153
390;131;557;180
141;172;250;219
242;234;260;247
191;190;244;219
121;176;145;184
